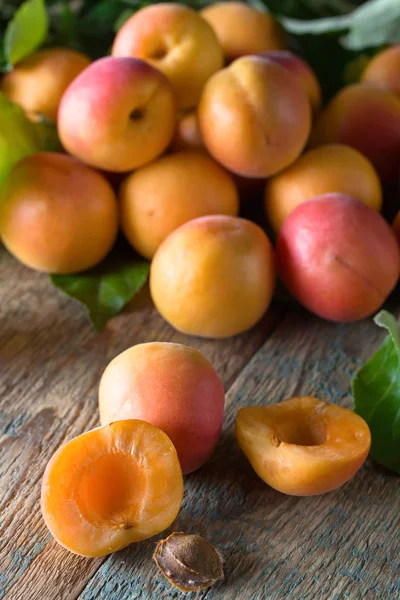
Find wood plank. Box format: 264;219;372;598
69;306;399;600
0;246;285;600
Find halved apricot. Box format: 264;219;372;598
41;420;183;557
236;397;370;496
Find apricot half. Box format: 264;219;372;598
236;397;371;496
41;420;183;557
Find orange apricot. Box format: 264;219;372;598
201;2;286;63
99;342;225;474
170;110;204;152
1;47;90;122
150;215;276;338
309;83;400;183
41;420;183;557
236;397;371;496
120;151;239;259
361;45;400;97
198;55;311;178
265;144;382;232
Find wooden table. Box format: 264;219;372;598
1;245;399;600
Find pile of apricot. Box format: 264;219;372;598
0;3;399;337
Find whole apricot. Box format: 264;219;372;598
361;45;400;97
0;153;118;273
112;3;223;109
120;151;239;259
170;110;204;152
99;343;225;474
1;47;90;122
236;397;371;496
309;83;400;183
150;215;276;338
198;56;311;178
201;2;286;63
265;144;382;232
41;420;183;556
58;57;176;172
258;50;321;114
276;193;400;322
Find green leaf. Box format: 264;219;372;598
50;245;150;332
4;0;48;66
352;310;400;473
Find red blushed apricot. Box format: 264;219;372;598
361;45;400;97
0;153;118;273
198;56;311;178
236;397;371;496
276;193;400;322
258;50;321;114
41;420;183;557
309;83;400;183
99;343;225;474
201;2;286;63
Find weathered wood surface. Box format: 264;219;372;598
1;245;400;600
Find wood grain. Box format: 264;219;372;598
0;247;285;600
73;308;400;600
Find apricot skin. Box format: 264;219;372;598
1;47;90;122
276;194;400;322
120;151;239;259
170;110;204;152
309;83;400;183
265;144;382;232
201;2;286;63
361;45;400;97
150;215;276;338
0;153;118;274
198;56;311;178
236;397;371;496
99;343;225;474
41;420;183;557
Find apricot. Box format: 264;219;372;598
258;50;321;114
265;144;382;232
392;210;400;244
276;194;400;322
236;397;371;496
201;2;286;63
58;57;176;172
120;151;239;259
112;3;223;109
1;47;90;122
99;342;225;474
170;110;204;152
150;215;276;338
0;153;118;273
309;83;400;183
198;56;311;178
41;420;183;557
361;45;400;97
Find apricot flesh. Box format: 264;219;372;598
99;342;225;474
236;397;371;496
41;420;183;557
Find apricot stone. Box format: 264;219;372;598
258;50;321;114
265;144;382;232
41;420;183;556
276;194;400;322
201;2;286;63
236;397;371;496
198;56;311;178
1;47;90;122
150;215;276;338
112;3;223;109
99;343;225;474
120;151;239;259
361;45;400;97
0;153;118;273
310;83;400;183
